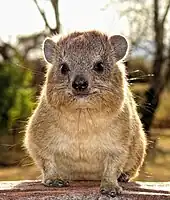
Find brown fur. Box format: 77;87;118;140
24;30;147;196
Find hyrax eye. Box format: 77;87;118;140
93;61;104;73
60;63;70;75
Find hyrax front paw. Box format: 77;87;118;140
43;179;69;187
100;183;122;197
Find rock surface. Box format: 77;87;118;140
0;180;170;200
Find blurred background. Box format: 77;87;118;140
0;0;170;181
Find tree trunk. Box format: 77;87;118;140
140;0;170;138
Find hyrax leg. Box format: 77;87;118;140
118;162;141;183
30;149;69;187
100;154;126;197
42;159;69;187
118;136;146;182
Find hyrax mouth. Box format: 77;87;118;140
73;93;89;98
73;91;97;98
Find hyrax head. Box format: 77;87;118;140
43;31;128;112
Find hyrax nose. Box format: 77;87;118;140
72;75;88;92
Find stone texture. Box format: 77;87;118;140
0;180;170;200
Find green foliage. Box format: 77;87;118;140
0;54;35;135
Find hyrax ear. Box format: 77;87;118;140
109;35;128;62
43;38;56;64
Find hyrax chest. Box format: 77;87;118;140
52;114;121;178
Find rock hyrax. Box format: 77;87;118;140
24;30;147;197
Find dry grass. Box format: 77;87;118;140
155;90;170;121
0;165;40;181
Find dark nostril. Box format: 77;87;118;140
72;75;88;91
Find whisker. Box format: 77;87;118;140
99;95;113;111
94;85;113;93
87;108;95;127
77;109;81;132
15;63;45;76
84;110;88;133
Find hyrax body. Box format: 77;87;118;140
25;31;146;196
